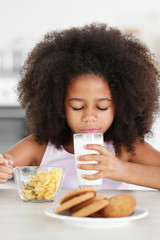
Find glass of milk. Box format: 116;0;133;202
73;133;103;189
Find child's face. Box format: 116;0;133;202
64;74;115;135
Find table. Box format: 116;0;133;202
0;188;159;240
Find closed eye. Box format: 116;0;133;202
72;107;84;111
97;107;108;110
72;106;108;111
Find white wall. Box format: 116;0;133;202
0;0;160;150
1;0;160;49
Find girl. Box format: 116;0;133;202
0;23;160;189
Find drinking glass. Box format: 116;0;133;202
73;133;103;189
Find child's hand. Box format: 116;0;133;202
77;144;126;181
0;154;14;183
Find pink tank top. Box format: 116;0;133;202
40;141;129;189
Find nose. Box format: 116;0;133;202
82;107;97;122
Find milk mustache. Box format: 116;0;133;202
73;133;103;189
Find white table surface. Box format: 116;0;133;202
0;188;159;240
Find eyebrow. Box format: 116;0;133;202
68;98;112;102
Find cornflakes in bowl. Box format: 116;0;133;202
14;166;65;202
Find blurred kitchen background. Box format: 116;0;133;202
0;0;160;153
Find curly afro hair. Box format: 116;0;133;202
18;23;160;154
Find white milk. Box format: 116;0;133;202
73;133;103;189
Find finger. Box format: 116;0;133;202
81;172;103;180
77;163;105;171
78;154;104;162
0;178;8;183
0;153;9;166
0;172;13;180
8;159;14;166
84;144;112;155
0;165;13;175
0;153;14;166
0;158;8;166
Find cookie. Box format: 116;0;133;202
101;194;136;218
70;194;107;214
60;187;97;204
56;192;95;214
89;211;104;218
72;199;109;217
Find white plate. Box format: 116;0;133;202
45;206;148;228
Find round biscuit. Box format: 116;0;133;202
89;211;104;218
56;192;95;214
72;199;109;217
60;187;97;204
70;194;107;214
101;194;136;218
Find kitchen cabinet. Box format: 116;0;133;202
0;106;26;152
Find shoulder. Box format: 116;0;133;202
4;135;47;166
118;140;160;165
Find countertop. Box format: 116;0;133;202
0;188;159;240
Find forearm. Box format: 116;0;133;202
2;135;47;167
121;161;160;190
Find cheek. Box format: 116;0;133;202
101;110;114;129
65;110;78;127
65;111;72;124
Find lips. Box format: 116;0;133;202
82;128;99;133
